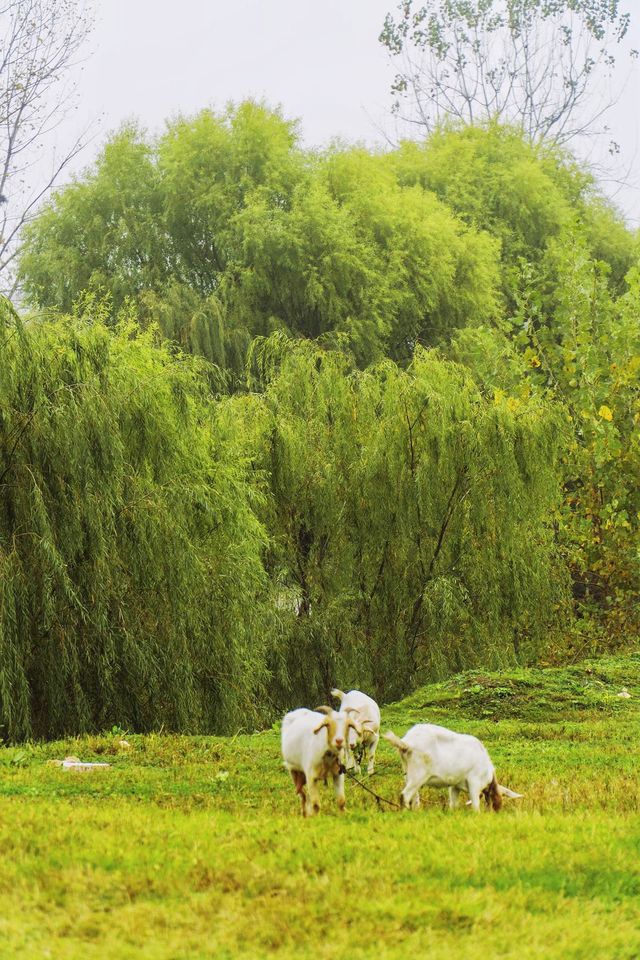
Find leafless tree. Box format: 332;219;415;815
380;0;636;147
0;0;93;293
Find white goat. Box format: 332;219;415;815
384;724;523;812
281;707;362;817
331;688;381;775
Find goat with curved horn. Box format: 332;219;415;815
281;707;350;816
330;689;381;775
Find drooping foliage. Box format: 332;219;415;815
18;105;303;371
0;297;568;736
221;338;565;706
510;237;640;636
18;129;165;313
447;233;640;639
19;103;502;372
320;150;500;361
20;110;634;372
10;106;640;733
0;299;269;740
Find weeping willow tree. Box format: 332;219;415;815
18;105;503;374
0;299;269;740
228;336;568;706
0;300;571;737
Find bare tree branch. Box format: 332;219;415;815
380;0;634;148
0;0;94;295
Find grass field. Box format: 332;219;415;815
1;654;639;959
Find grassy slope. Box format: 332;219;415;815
1;654;639;959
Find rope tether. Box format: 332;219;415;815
343;768;402;810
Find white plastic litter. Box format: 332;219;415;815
47;755;110;770
62;760;111;770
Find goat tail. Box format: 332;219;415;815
330;688;345;703
498;784;524;800
383;730;410;754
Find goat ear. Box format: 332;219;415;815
313;718;329;734
314;705;333;715
361;720;377;730
347;718;362;736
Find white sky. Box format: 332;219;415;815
73;0;394;148
59;1;640;221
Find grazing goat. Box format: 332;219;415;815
281;707;362;817
384;724;523;812
331;688;381;775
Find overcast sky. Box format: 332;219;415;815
61;0;640;221
73;1;393;147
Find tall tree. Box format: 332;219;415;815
0;299;270;740
233;336;566;705
0;0;93;293
380;0;635;146
19;105;503;372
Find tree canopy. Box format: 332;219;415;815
19;104;506;372
0;300;270;739
20;106;634;375
5;102;639;737
229;337;565;705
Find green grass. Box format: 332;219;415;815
1;654;639;959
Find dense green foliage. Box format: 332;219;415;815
387;124;636;300
0;300;269;740
0;304;564;736
448;235;640;636
514;240;640;634
9;105;640;733
18;103;502;370
227;339;564;705
19;107;634;357
1;654;639;958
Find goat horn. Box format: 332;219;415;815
314;705;333;715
